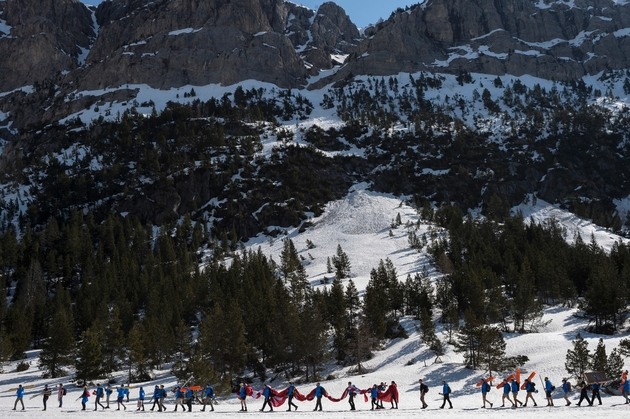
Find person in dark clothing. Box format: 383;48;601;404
42;384;52;411
287;382;298;411
440;381;453;409
346;382;358;411
260;384;273;412
418;379;429;409
389;381;398;409
591;381;602;405
378;383;386;409
577;380;592;406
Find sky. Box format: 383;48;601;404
79;0;422;28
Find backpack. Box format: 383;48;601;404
567;382;572;392
530;382;536;391
63;388;67;396
551;385;556;391
447;385;452;394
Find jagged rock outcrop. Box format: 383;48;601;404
316;0;630;87
0;0;95;92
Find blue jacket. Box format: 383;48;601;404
481;381;490;394
503;382;511;394
205;386;214;397
288;385;294;396
511;381;519;393
545;380;553;392
263;387;272;398
153;386;160;398
96;385;103;397
592;383;601;392
370;388;378;398
105;387;112;396
525;382;533;392
139;388;145;400
239;386;246;398
347;385;358;396
315;385;324;398
562;382;570;393
16;387;24;398
160;389;167;399
186;388;193;399
176;388;185;399
117;387;126;398
443;383;450;394
623;380;630;392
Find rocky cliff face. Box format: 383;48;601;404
317;0;630;86
0;0;95;92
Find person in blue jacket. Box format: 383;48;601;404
544;377;554;406
81;386;90;411
95;383;105;410
440;380;452;409
185;386;194;412
523;379;537;407
287;381;298;411
591;381;602;405
159;384;168;411
174;386;186;411
239;383;248;412
201;383;215;412
137;386;145;411
370;384;379;410
561;378;572;406
105;384;113;408
116;385;127;410
150;385;161;411
622;375;630;404
511;379;523;407
13;384;25;410
346;381;359;411
313;382;325;411
260;384;273;412
481;380;493;408
501;381;514;407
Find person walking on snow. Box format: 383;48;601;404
511;379;523;407
622;373;630;404
481;380;493;408
174;386;186;411
137;386;145;411
561;378;572;406
150;385;161;411
260;384;273;412
577;380;591;406
370;384;380;410
57;384;65;408
523;379;537;406
239;383;248;412
159;384;167;411
81;386;90;411
201;383;215;412
13;384;25;410
313;382;325;411
105;384;112;408
501;381;514;407
591;381;602;405
440;380;453;409
346;382;359;411
544;377;554;406
418;379;429;409
389;381;398;409
287;382;298;411
95;383;105;410
42;384;52;411
116;385;127;410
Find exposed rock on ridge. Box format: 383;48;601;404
317;0;630;87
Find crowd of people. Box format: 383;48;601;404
10;373;630;412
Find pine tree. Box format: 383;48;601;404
592;338;608;373
419;308;436;346
332;244;351;279
102;307;125;374
75;327;103;385
606;347;624;380
565;333;591;379
126;324;149;382
38;285;75;378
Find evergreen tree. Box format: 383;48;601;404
38;285;74;378
419;308;436;346
102;307;125;374
75;327;103;385
126;323;149;382
606;347;624;380
565;333;591;379
592;338;608;373
332;244;351;279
